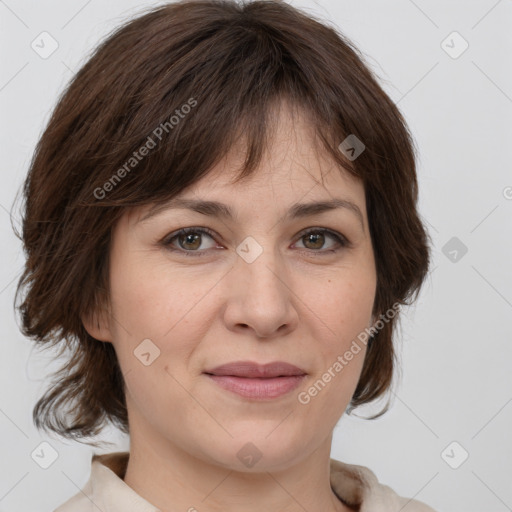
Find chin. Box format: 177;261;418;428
201;433;308;472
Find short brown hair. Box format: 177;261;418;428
14;0;431;444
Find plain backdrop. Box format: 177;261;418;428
1;1;511;511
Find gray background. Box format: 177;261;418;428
1;1;511;511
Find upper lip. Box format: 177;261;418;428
204;361;307;378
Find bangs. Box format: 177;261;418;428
77;15;367;215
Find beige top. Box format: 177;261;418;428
54;452;437;511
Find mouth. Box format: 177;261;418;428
203;360;307;400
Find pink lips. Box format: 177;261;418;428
203;361;307;399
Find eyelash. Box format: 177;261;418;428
161;226;350;257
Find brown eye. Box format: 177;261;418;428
177;232;202;250
163;227;218;257
302;231;325;250
162;226;349;258
294;228;349;253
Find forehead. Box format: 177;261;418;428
127;100;365;226
210;99;360;185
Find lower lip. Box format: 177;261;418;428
205;374;306;399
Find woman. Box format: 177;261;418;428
15;1;436;510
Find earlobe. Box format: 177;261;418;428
81;308;113;342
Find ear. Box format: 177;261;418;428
81;304;113;343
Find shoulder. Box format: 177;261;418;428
53;477;94;512
329;458;438;511
53;454;118;511
53;451;158;512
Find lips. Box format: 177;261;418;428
203;360;307;378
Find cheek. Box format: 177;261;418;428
311;270;376;347
107;254;203;424
109;249;208;339
300;237;376;347
107;251;219;399
298;270;375;404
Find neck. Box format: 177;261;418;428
123;426;355;512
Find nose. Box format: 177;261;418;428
222;243;299;339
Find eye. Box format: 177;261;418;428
293;228;350;254
162;227;219;256
161;226;350;257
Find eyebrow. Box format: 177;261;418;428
138;197;365;231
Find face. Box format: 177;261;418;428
89;103;377;472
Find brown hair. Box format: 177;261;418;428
14;0;431;445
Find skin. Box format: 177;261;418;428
83;101;377;512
